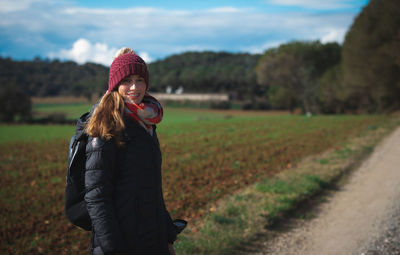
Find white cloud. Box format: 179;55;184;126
0;1;362;61
245;40;286;54
206;7;243;13
138;51;153;63
63;7;162;15
0;0;44;12
265;0;355;9
53;38;118;66
50;38;153;65
320;28;347;43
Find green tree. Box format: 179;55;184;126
0;57;108;98
148;51;261;97
256;52;304;112
256;41;341;113
0;52;262;104
316;65;348;113
0;86;32;122
342;0;400;112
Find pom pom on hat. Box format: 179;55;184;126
108;53;149;92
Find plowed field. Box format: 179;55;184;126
0;111;389;255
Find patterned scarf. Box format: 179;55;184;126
124;93;163;135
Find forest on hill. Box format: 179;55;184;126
0;0;399;122
0;52;262;99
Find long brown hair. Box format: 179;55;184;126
85;91;126;146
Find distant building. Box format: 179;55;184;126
151;93;229;102
175;86;184;94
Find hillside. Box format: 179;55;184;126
0;52;262;100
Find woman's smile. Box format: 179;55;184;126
127;92;142;98
118;74;147;104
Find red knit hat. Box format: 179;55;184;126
108;53;149;92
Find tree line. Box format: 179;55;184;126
0;52;262;98
0;57;108;98
0;0;399;122
0;52;264;121
255;0;399;114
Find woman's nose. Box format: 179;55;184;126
129;83;137;90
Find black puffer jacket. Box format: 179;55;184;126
81;114;177;255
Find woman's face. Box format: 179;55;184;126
118;74;147;104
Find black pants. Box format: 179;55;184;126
89;231;104;255
91;246;104;255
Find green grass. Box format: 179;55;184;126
318;159;330;164
1;107;288;143
32;102;233;122
0;112;387;144
0;125;75;143
0;108;231;143
161;108;232;124
33;103;92;120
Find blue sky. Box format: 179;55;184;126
0;0;369;65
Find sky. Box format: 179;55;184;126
0;0;369;65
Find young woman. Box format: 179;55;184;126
83;48;177;255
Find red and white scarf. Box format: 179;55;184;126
124;93;163;135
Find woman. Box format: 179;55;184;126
83;48;177;255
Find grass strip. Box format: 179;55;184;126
174;116;400;255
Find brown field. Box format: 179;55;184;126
0;113;390;255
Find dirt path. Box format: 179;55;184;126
238;127;400;255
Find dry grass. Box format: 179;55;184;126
32;96;93;104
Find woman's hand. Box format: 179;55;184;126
168;243;176;255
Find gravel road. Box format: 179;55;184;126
236;127;400;255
